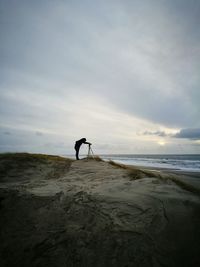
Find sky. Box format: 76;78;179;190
0;0;200;155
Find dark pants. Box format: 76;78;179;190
74;145;80;160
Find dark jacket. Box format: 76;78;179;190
74;138;91;150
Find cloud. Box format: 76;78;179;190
0;1;200;154
1;0;200;128
3;131;11;135
174;128;200;140
35;131;43;136
143;131;169;137
142;128;200;141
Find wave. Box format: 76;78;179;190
101;154;200;172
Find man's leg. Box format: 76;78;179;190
75;147;80;160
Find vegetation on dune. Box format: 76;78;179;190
0;152;73;162
108;160;130;169
108;160;158;180
86;155;104;161
108;160;200;196
0;153;73;181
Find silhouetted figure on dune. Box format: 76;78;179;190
74;138;92;160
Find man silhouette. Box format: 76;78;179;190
74;138;92;160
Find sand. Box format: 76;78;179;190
0;153;200;267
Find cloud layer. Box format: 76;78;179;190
0;0;200;154
174;128;200;140
142;128;200;140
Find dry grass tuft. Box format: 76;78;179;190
83;156;104;162
108;160;158;180
88;155;104;162
108;160;129;169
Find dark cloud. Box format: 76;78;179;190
143;128;200;140
3;131;11;135
35;131;43;136
174;128;200;140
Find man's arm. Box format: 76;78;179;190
84;141;92;145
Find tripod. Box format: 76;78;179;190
87;145;95;158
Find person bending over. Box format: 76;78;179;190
74;138;92;160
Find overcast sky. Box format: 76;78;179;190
0;0;200;155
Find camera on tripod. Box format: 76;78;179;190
87;144;94;158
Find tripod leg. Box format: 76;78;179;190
90;147;95;156
87;146;90;158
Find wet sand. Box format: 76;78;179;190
0;153;200;267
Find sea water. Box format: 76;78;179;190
101;154;200;172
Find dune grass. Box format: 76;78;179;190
86;155;104;161
0;153;73;180
108;159;200;196
0;152;73;162
108;160;158;180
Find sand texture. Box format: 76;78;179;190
0;153;200;267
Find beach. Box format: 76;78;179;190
0;153;200;267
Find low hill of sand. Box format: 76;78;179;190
0;153;200;267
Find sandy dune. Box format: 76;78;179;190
0;153;200;267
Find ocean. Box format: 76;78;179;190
100;154;200;172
